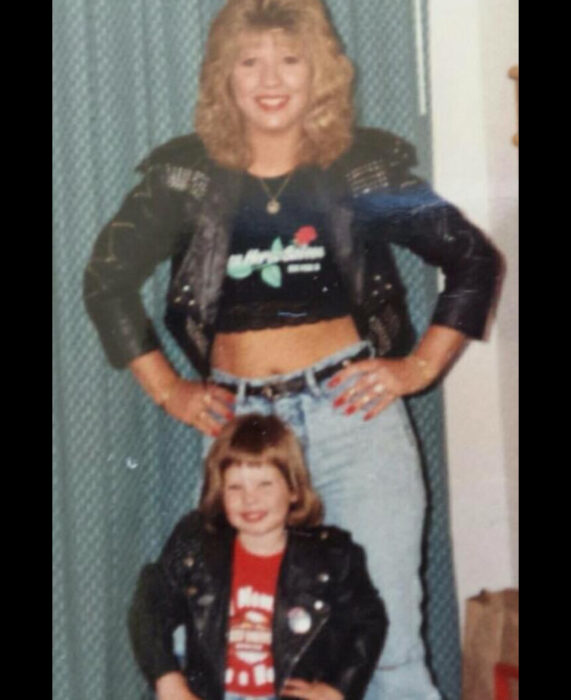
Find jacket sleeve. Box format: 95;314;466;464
352;131;503;339
322;541;387;700
384;182;502;338
128;561;187;687
127;512;201;688
83;160;187;368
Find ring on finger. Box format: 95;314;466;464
373;382;385;394
203;392;211;406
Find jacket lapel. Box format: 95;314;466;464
310;167;363;305
175;163;244;325
273;531;333;692
189;525;235;695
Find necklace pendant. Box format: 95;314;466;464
266;199;281;215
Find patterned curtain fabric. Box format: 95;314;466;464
53;1;460;698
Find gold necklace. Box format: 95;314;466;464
256;171;294;215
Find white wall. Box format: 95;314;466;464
427;0;518;633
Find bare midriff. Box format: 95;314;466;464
211;315;361;377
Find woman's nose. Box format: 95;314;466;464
260;59;280;87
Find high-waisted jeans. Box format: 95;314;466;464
205;341;441;700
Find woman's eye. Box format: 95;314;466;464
260;480;273;487
283;55;300;65
241;57;257;67
226;483;242;491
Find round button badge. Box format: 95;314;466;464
287;606;312;634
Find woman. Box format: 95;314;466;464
84;1;500;698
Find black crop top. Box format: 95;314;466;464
215;169;352;332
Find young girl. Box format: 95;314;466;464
128;414;387;700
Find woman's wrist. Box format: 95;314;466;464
129;350;182;406
406;354;439;388
154;375;181;407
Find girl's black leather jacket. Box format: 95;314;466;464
128;511;386;700
84;128;501;377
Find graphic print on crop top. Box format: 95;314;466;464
225;538;284;696
216;169;351;332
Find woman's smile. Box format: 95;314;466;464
255;95;291;111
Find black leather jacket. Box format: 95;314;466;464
84;128;501;377
128;512;386;700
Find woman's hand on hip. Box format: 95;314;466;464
163;379;235;436
328;356;436;421
281;679;343;700
328;326;468;420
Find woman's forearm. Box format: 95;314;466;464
129;350;180;406
409;324;468;385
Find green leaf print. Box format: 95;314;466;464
227;262;253;279
271;237;284;254
261;264;282;288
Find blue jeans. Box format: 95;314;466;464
205;341;441;700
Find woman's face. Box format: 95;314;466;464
230;29;312;141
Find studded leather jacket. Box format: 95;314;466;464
84;128;501;377
128;511;386;700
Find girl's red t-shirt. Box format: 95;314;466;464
225;537;285;696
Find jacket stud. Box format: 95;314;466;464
183;556;194;568
314;600;325;611
186;585;198;597
320;530;329;540
317;572;330;583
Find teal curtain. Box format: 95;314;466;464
53;1;460;698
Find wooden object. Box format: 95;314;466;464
508;66;518;146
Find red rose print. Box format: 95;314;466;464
293;226;318;246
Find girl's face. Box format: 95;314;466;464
230;29;312;142
222;461;296;548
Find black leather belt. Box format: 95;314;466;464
215;347;372;400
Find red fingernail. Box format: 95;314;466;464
333;396;346;408
364;413;372;421
345;406;356;415
226;412;235;421
328;377;341;388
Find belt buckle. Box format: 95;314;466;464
261;381;287;400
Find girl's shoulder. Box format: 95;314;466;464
289;524;358;554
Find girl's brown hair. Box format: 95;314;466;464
199;413;323;530
194;0;355;170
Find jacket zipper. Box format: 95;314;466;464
277;613;329;694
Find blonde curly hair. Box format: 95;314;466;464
194;0;355;170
